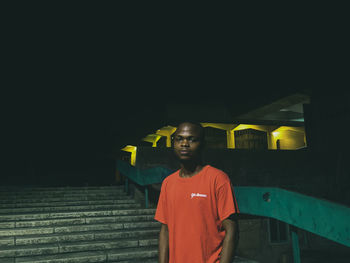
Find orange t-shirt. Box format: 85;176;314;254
154;165;239;263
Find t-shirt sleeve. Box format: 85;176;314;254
216;173;239;222
154;179;168;224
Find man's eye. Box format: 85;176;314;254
174;137;198;143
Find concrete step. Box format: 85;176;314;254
0;196;132;205
0;220;160;237
116;260;157;263
0;192;128;200
0;208;156;222
0;198;135;208
0;214;156;229
0;187;124;194
301;248;350;263
0;203;142;214
114;257;259;263
0;186;125;194
234;257;260;263
0;187;126;197
0;251;259;263
1;246;158;263
0;236;158;258
0;186;161;263
0;228;160;246
0;195;130;205
0;186;125;191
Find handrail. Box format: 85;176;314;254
116;160;174;209
235;186;350;247
116;160;350;249
117;160;173;186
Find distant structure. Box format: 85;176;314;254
118;90;350;263
121;92;310;166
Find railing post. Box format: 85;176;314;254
145;186;149;208
125;178;129;195
291;229;301;263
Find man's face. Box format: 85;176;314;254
173;123;203;162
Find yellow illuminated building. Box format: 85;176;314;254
270;126;306;150
155;126;177;147
121;123;306;165
121;145;137;166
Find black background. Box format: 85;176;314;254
2;4;348;184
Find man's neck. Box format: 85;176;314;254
179;161;204;178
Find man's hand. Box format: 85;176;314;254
220;217;238;263
159;223;169;263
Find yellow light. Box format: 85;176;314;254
155;126;177;147
121;145;137;152
232;124;268;132
142;134;162;144
201;123;237;131
272;131;280;136
121;145;137;166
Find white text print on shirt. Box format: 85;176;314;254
191;193;208;199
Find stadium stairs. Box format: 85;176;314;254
0;185;257;263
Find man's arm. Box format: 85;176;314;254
220;217;238;263
159;223;169;263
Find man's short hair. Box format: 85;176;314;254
172;121;205;143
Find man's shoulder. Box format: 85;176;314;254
162;169;180;184
206;165;228;177
206;165;231;183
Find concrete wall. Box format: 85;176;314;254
305;91;350;206
271;130;306;150
236;218;293;263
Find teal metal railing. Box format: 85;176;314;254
116;160;350;263
116;160;174;208
236;186;350;263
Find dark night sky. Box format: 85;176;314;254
3;6;346;180
7;81;305;160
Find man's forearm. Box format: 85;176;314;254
220;234;236;263
159;224;169;263
220;219;238;263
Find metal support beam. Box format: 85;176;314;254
291;230;301;263
145;186;149;208
125;178;129;195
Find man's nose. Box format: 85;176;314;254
181;139;190;147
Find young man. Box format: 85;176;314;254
155;122;239;263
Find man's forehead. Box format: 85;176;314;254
175;123;201;135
